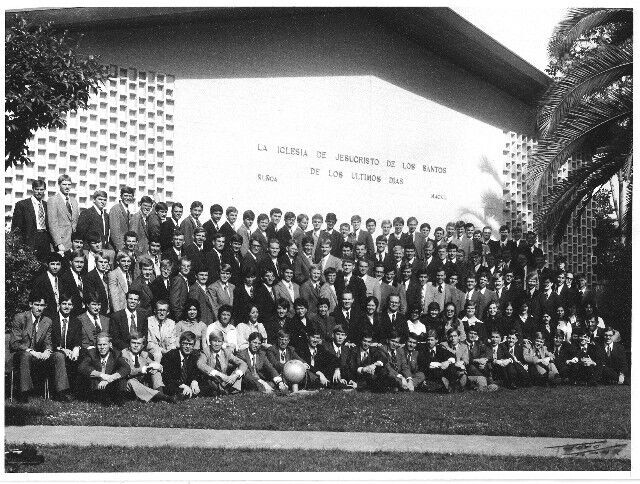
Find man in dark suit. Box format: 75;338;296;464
294;237;315;285
205;231;226;283
331;291;365;342
150;259;173;306
346;332;389;391
183;227;208;275
568;328;602;385
276;211;296;249
531;275;559;323
147;202;167;245
160;202;183;252
257;238;282;282
169;257;191;321
379;330;413;391
218;206;238;251
109;290;149;351
295;328;333;389
237;331;287;392
223;233;244;287
404;332;426;389
599;327;628;384
335;258;367;311
491;330;530;389
497;225;516;256
575;274;597;317
11;178;51;260
377;294;406;342
82;251;112;315
50;293;82;394
161;230;185;279
161;331;202;399
321;324;354;389
76;190;110;249
265;329;307;388
31;252;65;319
551;329;577;381
9;292;73;402
202;203;224;252
78;332;130;405
349;215;375;259
254;268;279;331
387;217;411;254
59;249;86;318
265;208;282;240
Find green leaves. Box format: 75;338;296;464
5;14;108;169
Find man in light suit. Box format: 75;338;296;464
11;178;51;260
130;195;154;255
236;209;255;256
237;331;287;393
306;213;325;259
76;190;110;249
292;213;308;250
316;239;342;277
9;293;72;402
319;267;339;313
424;268;455;314
274;266;300;316
82;251;111;315
198;332;247;395
47;174;80;254
299;265;323;317
108;252;132;313
109;186;135;252
179;201;204;248
206;264;234;322
121;331;172;403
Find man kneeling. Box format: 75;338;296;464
78;332;130;405
121;331;173;403
198;332;247;395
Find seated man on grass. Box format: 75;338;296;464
379;329;413;392
161;331;201;400
491;329;530;389
404;332;426;390
121;331;173;403
568;327;601;386
78;332;130;406
266;329;307;392
465;326;498;391
347;331;388;392
551;329;576;383
439;328;468;392
238;331;288;393
297;327;333;389
197;332;247;396
322;324;356;390
524;330;559;386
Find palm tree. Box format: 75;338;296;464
527;8;632;244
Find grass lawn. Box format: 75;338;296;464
5;385;630;439
5;445;631;472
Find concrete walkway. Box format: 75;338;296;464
5;426;629;460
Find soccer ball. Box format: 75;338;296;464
282;360;306;384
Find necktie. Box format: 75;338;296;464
101;358;107;373
77;275;83;295
164;278;169;289
336;347;341;358
95;315;102;333
196;218;202;228
215;354;222;372
391;313;395;324
406;351;412;364
31;317;38;349
61;317;68;347
250;354;258;376
37;202;45;228
126;272;132;286
224;284;230;299
280;351;286;364
249;287;254;298
345;310;350;322
134;354;140;368
270;287;276;301
181;357;188;382
311;349;316;367
430;349;435;358
65;196;72;215
607;345;611;357
438;285;443;293
130;313;137;333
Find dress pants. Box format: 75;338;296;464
14;350;69;394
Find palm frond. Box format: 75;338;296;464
535;149;627;243
528;86;632;193
618;179;633;239
549;8;633;59
537;42;633;136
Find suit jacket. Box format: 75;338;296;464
237;348;279;382
346;345;386;381
600;342;628;375
31;272;60;319
551;341;577;375
265;345;305;374
318;283;339;313
77;205;110;247
147;211;162;243
316;254;342;278
377;282;400;313
160;217;179;251
251;229;269;253
241;251;259;275
78;347;130;379
297;343;330;374
202;219;220;252
531;291;559;323
161;348;201;393
9;311;53;353
129;277;154;314
47;192;80;250
11;198;50;248
77;311;110;349
82;269;111;315
292;226;306;249
197;348;247;377
280;251;298;271
109;308;149;350
423;283;455;314
169;274;190;321
276;226;294;249
222;250;243;287
130;210;150;254
161;248;183;278
408;232;426;260
109;202;131;251
380;344;412;379
322;341;351;376
237;224;252;255
184;243;208;275
206;281;234;322
404;346;427;376
378;311;407;341
188;283;216;325
50;312;82;350
108;267;130;313
274;280;301;315
179;217;200;247
150;275;172;306
257;254;282;280
219;221;236;248
59;269;85;318
335;273;367;310
254;283;278;327
232;284;256;322
440;342;470;365
331;306;365;341
310;314;336;343
387;232;411;254
351;229;375;259
293;253;314;285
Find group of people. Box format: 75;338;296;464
7;177;629;405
